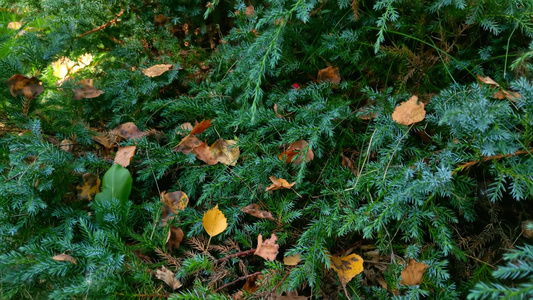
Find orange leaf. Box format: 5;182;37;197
114;145;136;167
317;66;341;84
254;233;279;261
266;176;295;191
7;74;44;99
192;141;218;165
400;258;429;286
329;253;364;286
242;273;261;293
202;204;228;237
391;95;426;126
279;140;314;165
190;119;212;135
476;74;500;88
283;254;301;266
209;139;240;166
241;204;276;221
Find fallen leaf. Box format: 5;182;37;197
177;122;194;135
156;266;182;290
76;173;101;201
242;204;276;221
60;139;74;152
154;14;169;26
266;176;295;191
210;139;240;166
192;141;218;165
166;226;184;251
92;132;116;150
7;74;44;99
112;122;146;140
114;145;136;167
272;291;307;300
284;254;301;266
476;74;499;88
173;134;203;154
279;140;314;165
7;22;21;30
391;95;426;126
522;220;533;238
161;205;175;226
142;64;173;77
340;153;356;174
73;79;104;100
317;66;341;84
245;5;255;17
203;204;228;237
330;253;364;286
274;104;284;118
242;273;261;293
77;53;93;67
400;258;429;286
254;233;279;261
161;191;189;213
190;119;212;135
52;253;77;264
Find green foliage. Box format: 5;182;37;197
0;0;533;299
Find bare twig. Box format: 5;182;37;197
215;271;261;292
453;147;533;174
215;248;256;264
77;9;124;39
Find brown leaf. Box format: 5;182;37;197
60;139;74;152
76;173;101;201
391;95;426;126
242;273;261;293
154;14;169;26
173;134;203;154
242;204;276;221
166;226;184;251
254;233;279;261
340;153;356;174
52;253;77;264
190;119;212;135
114;145;136;167
271;291;307;300
283;254;301;266
73;79;104;100
7;21;21;30
522;220;533;239
400;258;429;286
7;74;44;99
330;253;364;286
210;139;240;166
476;74;500;88
112;122;146;140
92;132;116;150
245;5;255;17
142;64;173;77
274;104;284;118
178;122;194;135
278;140;314;165
161;191;189;214
156;266;182;290
266;176;295;191
317;66;341;84
192;141;218;165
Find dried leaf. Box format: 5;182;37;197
7;22;21;30
202;204;228;237
161;205;174;226
112;122;146;140
192;141;218;165
279;140;314;165
400;258;429;286
340;153;356;174
391;95;426;126
190;119;212;135
156;266;182;290
254;233;279;261
266;176;295;191
7;74;44;99
73;79;104;100
154;14;169;26
173;134;203;154
242;204;276;221
330;253;364;286
242;273;261;293
476;74;500;88
522;220;533;239
92;132;116;150
76;173;101;201
210;139;240;166
283;254;301;266
178;122;194;135
161;191;189;214
272;291;307;300
317;66;340;84
142;64;173;77
114;145;136;167
166;226;184;251
52;253;77;264
274;104;284;118
60;139;74;152
245;5;255;17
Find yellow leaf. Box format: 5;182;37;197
202;204;227;237
209;139;240;166
76;173;101;201
266;176;295;191
329;253;364;286
142;64;173;77
391;95;426;126
283;254;301;266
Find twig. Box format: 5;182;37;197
215;271;261;292
77;9;124;39
265;270;291;299
215;248;256;264
453;147;533;174
115;292;169;298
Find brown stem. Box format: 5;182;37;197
77;9;124;39
215;271;261;292
265;270;291;299
215;248;256;264
453;147;533;174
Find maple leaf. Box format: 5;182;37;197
142;64;173;77
391;95;426;126
329;253;364;286
156;266;182;290
317;66;341;84
279;140;314;165
266;176;295;191
202;204;228;237
400;258;429;286
241;204;276;221
166;226;184;251
161;191;189;214
7;74;44;99
114;146;136;167
254;233;279;261
76;173;101;201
